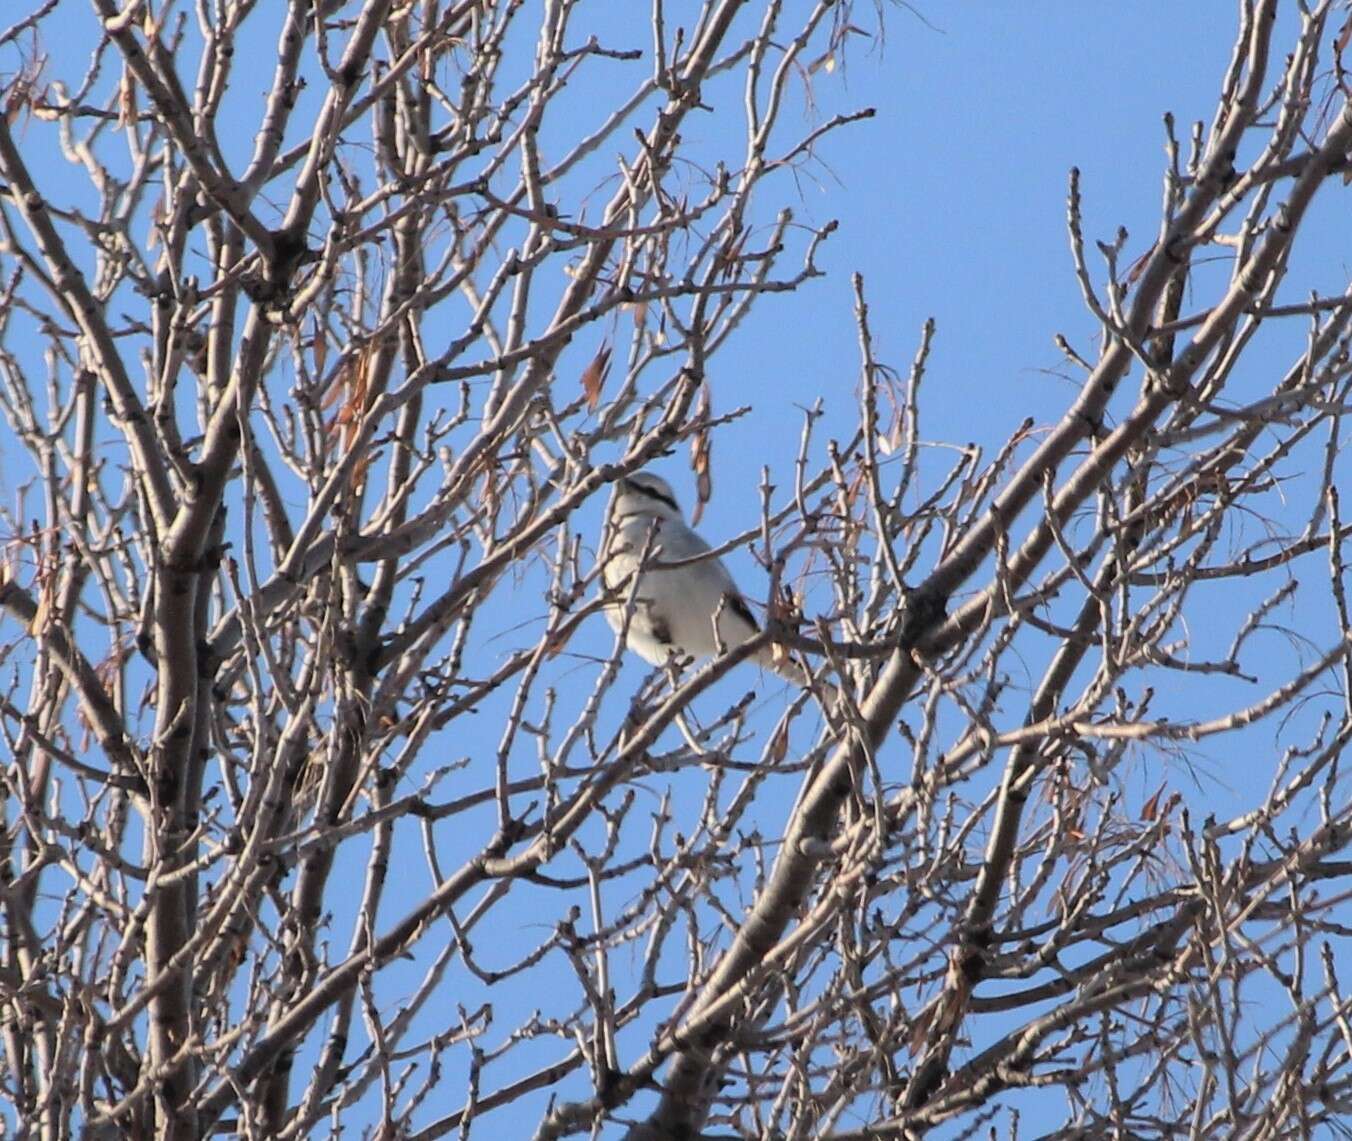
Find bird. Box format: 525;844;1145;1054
600;470;814;688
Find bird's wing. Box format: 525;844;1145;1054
661;524;759;631
655;522;712;558
724;589;760;633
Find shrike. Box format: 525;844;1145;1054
602;471;812;687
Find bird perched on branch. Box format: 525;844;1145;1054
601;471;816;689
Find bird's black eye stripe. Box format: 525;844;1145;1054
633;483;679;512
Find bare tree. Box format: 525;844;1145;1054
3;1;1352;1138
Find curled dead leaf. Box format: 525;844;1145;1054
768;722;789;764
312;315;328;377
581;342;611;412
1125;241;1157;288
1140;782;1167;822
689;385;712;526
323;341;377;453
349;448;381;493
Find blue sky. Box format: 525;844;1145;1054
435;5;1352;1133
5;2;1352;1136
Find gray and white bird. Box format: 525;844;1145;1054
601;471;810;686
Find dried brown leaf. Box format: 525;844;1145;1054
715;225;749;281
1125;241;1157;288
117;69;135;130
323;341;376;452
349;448;381;493
688;385;712;525
766;587;803;670
29;581;51;637
145;195;164;251
312;316;328;377
692;462;711;525
29;546;55;637
908;951;972;1057
580;342;611;412
4;71;38;128
767;586;803;628
320;358;354;412
767;722;789;764
1140;782;1167;822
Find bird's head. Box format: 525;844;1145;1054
611;471;684;524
